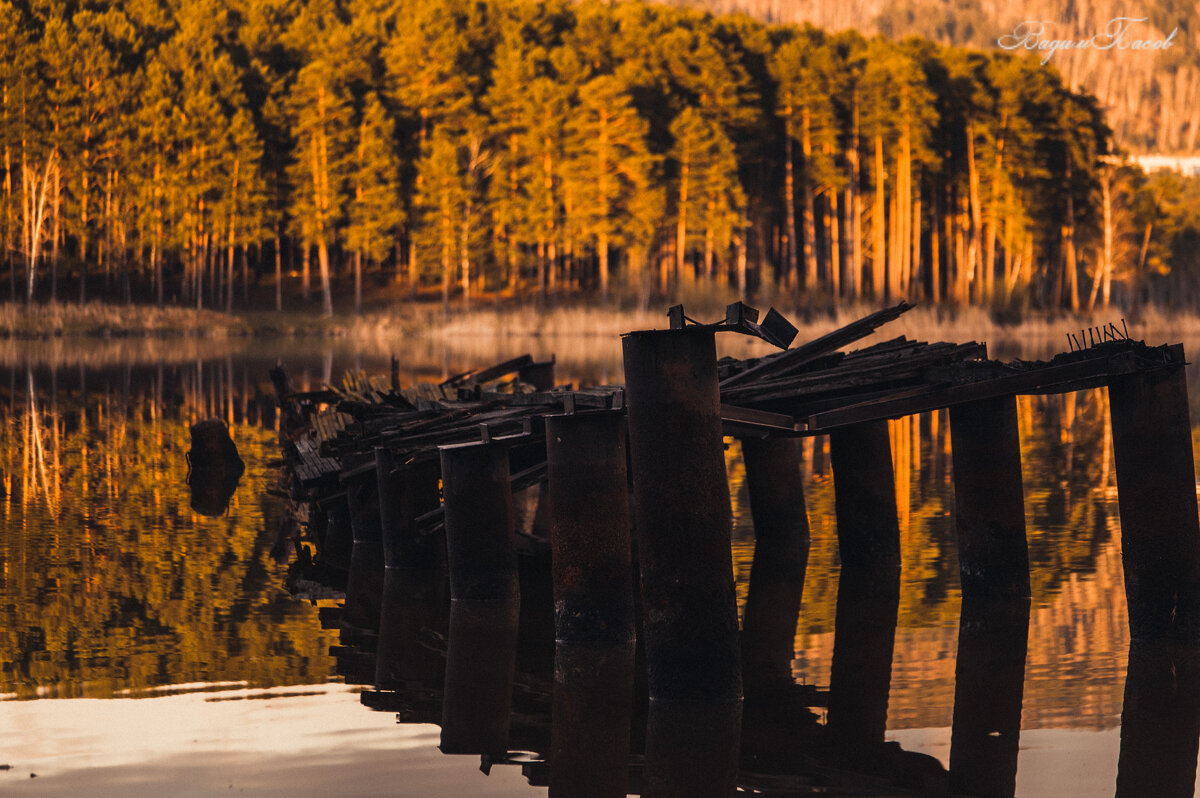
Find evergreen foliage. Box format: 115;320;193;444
1;0;1197;313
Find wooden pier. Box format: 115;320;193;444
273;301;1200;797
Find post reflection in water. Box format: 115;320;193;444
948;597;1031;798
1116;642;1200;797
9;346;1200;796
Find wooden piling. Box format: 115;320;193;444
342;478;385;647
950;396;1031;599
551;642;636;798
375;450;446;691
438;439;520;755
829;420;901;570
545;410;635;798
1108;360;1200;641
622;327;741;798
948;597;1030;798
1116;642;1200;798
546;411;635;645
739;436;810;696
440;601;521;756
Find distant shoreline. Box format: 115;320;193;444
1;300;1195;350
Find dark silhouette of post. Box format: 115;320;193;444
829;420;901;570
950;396;1031;599
342;476;385;647
375;450;447;691
827;419;900;749
825;566;900;749
623;327;741;798
948;597;1030;797
546;410;636;798
740;436;810;697
1108;358;1200;641
439;440;520;756
1116;642;1200;797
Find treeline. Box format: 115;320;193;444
676;0;1200;155
1;0;1185;315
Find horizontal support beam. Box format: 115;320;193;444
806;348;1147;431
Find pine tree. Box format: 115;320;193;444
284;0;363;317
345;92;403;314
561;71;659;302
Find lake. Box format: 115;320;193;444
0;330;1197;796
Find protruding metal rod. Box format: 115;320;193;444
1116;641;1200;797
948;597;1030;798
438;440;520;755
740;436;810;697
1108;362;1200;641
950;396;1031;599
622;327;741;798
829;419;901;570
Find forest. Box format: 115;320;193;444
2;0;1200;316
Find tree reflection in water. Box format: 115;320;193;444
1;350;1197;796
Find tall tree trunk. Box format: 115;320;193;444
910;192;921;300
274;229;283;312
735;225;747;296
872;133;886;299
784;120;798;291
848;93;862;300
317;240;333;317
1064;159;1079;312
599;231;609;303
829;190;841;298
354;249;363;315
966;121;982;304
930;183;941;302
800;108;818;292
676;142;689;276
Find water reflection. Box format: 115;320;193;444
0;359;337;698
3;344;1200;796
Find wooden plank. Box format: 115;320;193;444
719;301;914;388
806;350;1140;430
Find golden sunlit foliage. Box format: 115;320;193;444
6;0;1198;317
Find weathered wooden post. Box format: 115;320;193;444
438;439;520;756
948;597;1030;798
1116;641;1200;797
1108;355;1200;641
342;476;385;647
546;410;635;798
375;450;447;691
623;327;742;798
827;419;900;747
739;436;810;698
829;420;901;570
950;396;1030;599
519;357;556;391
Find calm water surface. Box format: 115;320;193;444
0;332;1196;796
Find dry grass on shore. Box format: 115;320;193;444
5;296;1200;357
0;301;250;338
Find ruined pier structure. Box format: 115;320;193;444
305;302;1200;798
